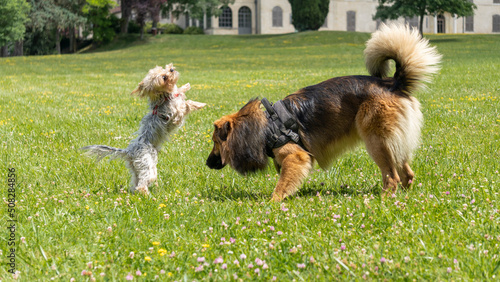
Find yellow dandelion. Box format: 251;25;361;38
85;205;89;210
158;204;166;209
144;256;152;262
158;248;168;256
202;244;210;248
152;241;160;246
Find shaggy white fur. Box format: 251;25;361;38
82;64;205;194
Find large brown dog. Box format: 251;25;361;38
206;24;441;201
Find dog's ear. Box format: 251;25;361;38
216;121;231;141
131;82;145;97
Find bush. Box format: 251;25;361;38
183;26;204;35
162;23;183;34
128;21;141;34
289;0;329;31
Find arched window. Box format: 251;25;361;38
493;15;500;32
219;6;232;28
238;6;252;34
272;6;283;27
437;14;445;33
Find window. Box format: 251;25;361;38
272;6;283;27
465;16;474;32
206;11;212;29
493;15;500;32
219;6;232;28
347;11;356;31
437;14;445;33
494;0;500;4
185;13;190;27
238;6;252;34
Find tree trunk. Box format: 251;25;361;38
140;22;144;40
419;13;425;37
120;0;131;34
13;40;23;56
55;29;61;54
69;26;76;53
1;45;8;57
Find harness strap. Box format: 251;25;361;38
262;98;304;158
152;93;180;119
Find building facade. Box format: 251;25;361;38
120;0;500;34
198;0;500;34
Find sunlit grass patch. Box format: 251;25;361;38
0;31;499;280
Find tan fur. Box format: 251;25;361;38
364;23;442;93
206;24;441;200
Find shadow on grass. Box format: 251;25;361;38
81;33;149;54
201;182;381;202
429;38;462;43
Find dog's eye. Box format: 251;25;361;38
162;75;167;80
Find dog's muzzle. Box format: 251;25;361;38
206;153;225;170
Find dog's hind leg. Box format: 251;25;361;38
125;160;139;193
398;161;414;190
271;144;313;201
364;137;401;196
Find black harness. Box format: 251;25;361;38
261;98;305;157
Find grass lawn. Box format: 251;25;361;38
0;31;499;280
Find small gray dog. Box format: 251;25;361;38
82;64;205;194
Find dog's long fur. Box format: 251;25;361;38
206;24;441;201
82;64;205;194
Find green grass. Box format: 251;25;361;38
1;31;499;280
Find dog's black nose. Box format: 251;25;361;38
170;68;174;72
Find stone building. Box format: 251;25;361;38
116;0;500;34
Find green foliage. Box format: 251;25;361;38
127;21;142;33
83;0;117;45
288;0;329;32
374;0;477;34
183;26;204;35
166;0;234;20
0;32;499;280
23;27;57;55
162;23;184;34
0;0;31;46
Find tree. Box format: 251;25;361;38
120;0;132;34
28;0;86;54
0;0;30;57
167;0;234;21
288;0;329;32
374;0;477;36
83;0;117;45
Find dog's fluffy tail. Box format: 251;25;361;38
364;23;442;94
80;145;129;162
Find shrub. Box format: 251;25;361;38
162;23;184;34
183;26;204;35
128;21;141;34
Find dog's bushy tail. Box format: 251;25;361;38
80;145;129;162
364;23;442;94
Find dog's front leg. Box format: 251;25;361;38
271;144;313;201
178;83;190;94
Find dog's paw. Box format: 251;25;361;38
135;186;150;196
186;100;206;111
271;193;284;202
180;83;191;92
